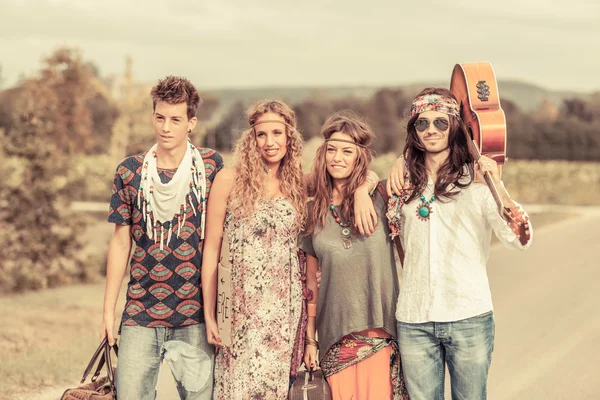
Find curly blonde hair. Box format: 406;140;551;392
229;100;306;230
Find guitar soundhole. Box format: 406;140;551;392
476;81;490;101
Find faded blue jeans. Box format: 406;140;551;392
116;324;214;400
397;311;495;400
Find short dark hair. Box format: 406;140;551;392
150;76;201;120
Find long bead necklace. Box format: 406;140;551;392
416;194;436;221
329;201;352;249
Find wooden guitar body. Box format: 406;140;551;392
450;62;507;174
450;62;530;245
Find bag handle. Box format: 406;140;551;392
91;340;119;382
376;182;405;266
80;337;108;383
80;337;119;384
104;340;117;396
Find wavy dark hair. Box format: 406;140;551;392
403;87;474;203
305;110;374;235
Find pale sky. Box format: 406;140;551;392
1;0;598;92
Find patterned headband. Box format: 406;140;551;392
410;94;461;119
251;120;293;130
325;138;367;149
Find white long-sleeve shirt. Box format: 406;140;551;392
395;179;533;323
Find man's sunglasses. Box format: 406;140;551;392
414;118;450;132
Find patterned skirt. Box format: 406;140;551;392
320;330;409;400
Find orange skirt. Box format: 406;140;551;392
325;328;394;400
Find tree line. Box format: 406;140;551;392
202;89;600;162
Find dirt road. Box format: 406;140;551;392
486;212;600;399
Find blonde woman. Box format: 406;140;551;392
200;100;305;399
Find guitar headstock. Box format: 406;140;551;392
502;206;531;246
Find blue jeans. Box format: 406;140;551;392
397;311;495;400
116;324;214;400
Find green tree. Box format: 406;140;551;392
562;98;594;123
39;48;97;154
0;79;87;291
366;88;409;154
196;92;220;122
295;98;331;139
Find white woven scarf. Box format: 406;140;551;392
137;141;207;249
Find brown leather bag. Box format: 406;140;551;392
288;368;332;400
60;338;119;400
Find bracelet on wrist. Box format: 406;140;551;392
304;337;319;349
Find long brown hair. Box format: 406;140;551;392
305;110;374;234
229;100;306;230
403;87;473;203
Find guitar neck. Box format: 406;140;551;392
482;171;506;214
470;140;507;215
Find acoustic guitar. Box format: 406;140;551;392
450;62;530;245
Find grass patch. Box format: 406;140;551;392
0;283;127;400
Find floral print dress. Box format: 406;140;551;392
213;198;303;400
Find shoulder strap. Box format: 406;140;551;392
376;182;405;267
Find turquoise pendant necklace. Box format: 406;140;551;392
330;201;352;249
416;194;436;221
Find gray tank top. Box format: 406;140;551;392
299;191;399;360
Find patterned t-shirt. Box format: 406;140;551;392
108;148;223;327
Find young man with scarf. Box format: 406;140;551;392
100;76;223;400
386;87;532;399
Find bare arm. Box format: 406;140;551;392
364;170;379;193
354;170;380;236
387;154;406;196
477;156;533;248
101;224;132;345
304;254;320;369
201;168;235;346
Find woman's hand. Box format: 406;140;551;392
353;186;377;236
303;343;319;370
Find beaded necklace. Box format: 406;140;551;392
329;200;352;249
416;194;436;221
